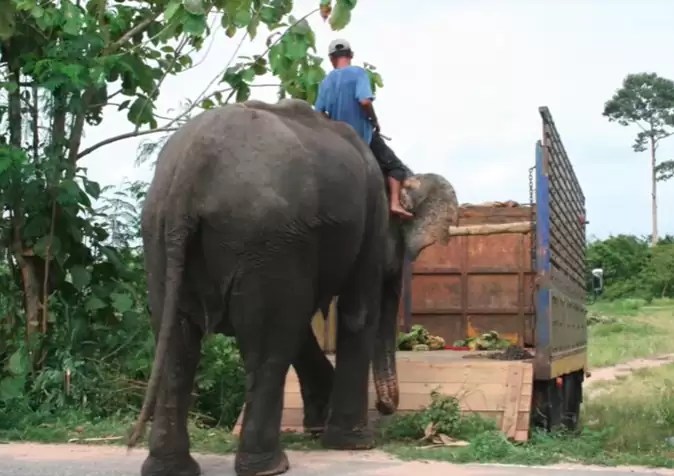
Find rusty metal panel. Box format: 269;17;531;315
405;206;536;347
534;107;588;380
399;109;586;383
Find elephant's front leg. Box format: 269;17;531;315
293;326;334;434
141;314;203;476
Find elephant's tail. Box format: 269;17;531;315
127;215;193;449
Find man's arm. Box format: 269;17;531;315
315;77;330;117
355;69;380;131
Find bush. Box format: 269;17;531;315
194;335;245;428
380;390;495;441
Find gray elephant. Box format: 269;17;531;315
127;98;458;476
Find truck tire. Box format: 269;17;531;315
532;371;583;433
560;370;584;432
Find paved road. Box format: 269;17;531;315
3;443;674;476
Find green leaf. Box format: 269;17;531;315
291;19;311;35
329;0;352;30
234;9;252;27
164;0;182;20
182;12;207;36
236;84;251;102
201;98;215;109
81;177;101;199
33;235;62;259
70;265;91;291
259;6;278;24
225;24;237;37
284;35;309;60
0;81;18;93
111;292;134;313
182;0;206;15
62;0;83;35
247;16;260;38
306;66;325;86
127;96;154;126
241;68;255;83
57;179;83;206
0;0;17;40
0;376;25;401
7;349;27;376
85;295;107;312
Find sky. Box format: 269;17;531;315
78;0;674;240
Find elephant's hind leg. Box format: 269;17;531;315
141;312;203;476
233;270;315;476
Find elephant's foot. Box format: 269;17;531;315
141;453;201;476
235;449;289;476
303;402;329;436
321;425;375;450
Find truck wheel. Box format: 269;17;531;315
531;378;563;431
531;371;584;433
560;370;584;432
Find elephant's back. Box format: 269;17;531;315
146;100;379;236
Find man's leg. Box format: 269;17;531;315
369;132;413;218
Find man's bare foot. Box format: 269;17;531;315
390;203;413;218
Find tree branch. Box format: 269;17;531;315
164;28;251;128
106;12;162;54
76;127;179;160
163;8;319;128
134;34;190;133
67;89;95;163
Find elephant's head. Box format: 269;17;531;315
372;173;458;416
400;173;459;259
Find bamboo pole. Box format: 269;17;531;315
448;221;532;236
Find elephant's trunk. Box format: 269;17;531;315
372;293;399;415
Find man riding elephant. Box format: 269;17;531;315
127;96;458;476
315;38;414;218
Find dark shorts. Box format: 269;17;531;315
369;131;411;182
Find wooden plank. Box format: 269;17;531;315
500;364;525;439
233;355;534;442
311;298;338;353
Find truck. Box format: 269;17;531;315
399;106;588;431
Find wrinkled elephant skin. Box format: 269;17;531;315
129;99;459;476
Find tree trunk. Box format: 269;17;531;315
6;45;47;367
651;137;658;246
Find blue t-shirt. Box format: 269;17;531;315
315;65;375;145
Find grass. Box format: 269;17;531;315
384;362;674;468
4;297;674;468
587;298;674;368
5;364;674;468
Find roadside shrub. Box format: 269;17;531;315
194;335;245;428
380;390;494;441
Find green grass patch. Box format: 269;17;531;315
588;298;674;367
8;367;674;470
382;362;674;468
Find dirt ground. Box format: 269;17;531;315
584;353;674;397
3;443;674;476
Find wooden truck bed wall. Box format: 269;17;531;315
400;107;588;381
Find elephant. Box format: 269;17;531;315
127;98;459;476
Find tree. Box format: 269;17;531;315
0;0;370;370
656;159;674;182
603;72;674;246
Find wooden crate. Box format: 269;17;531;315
232;351;533;442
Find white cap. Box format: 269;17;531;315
328;38;352;56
